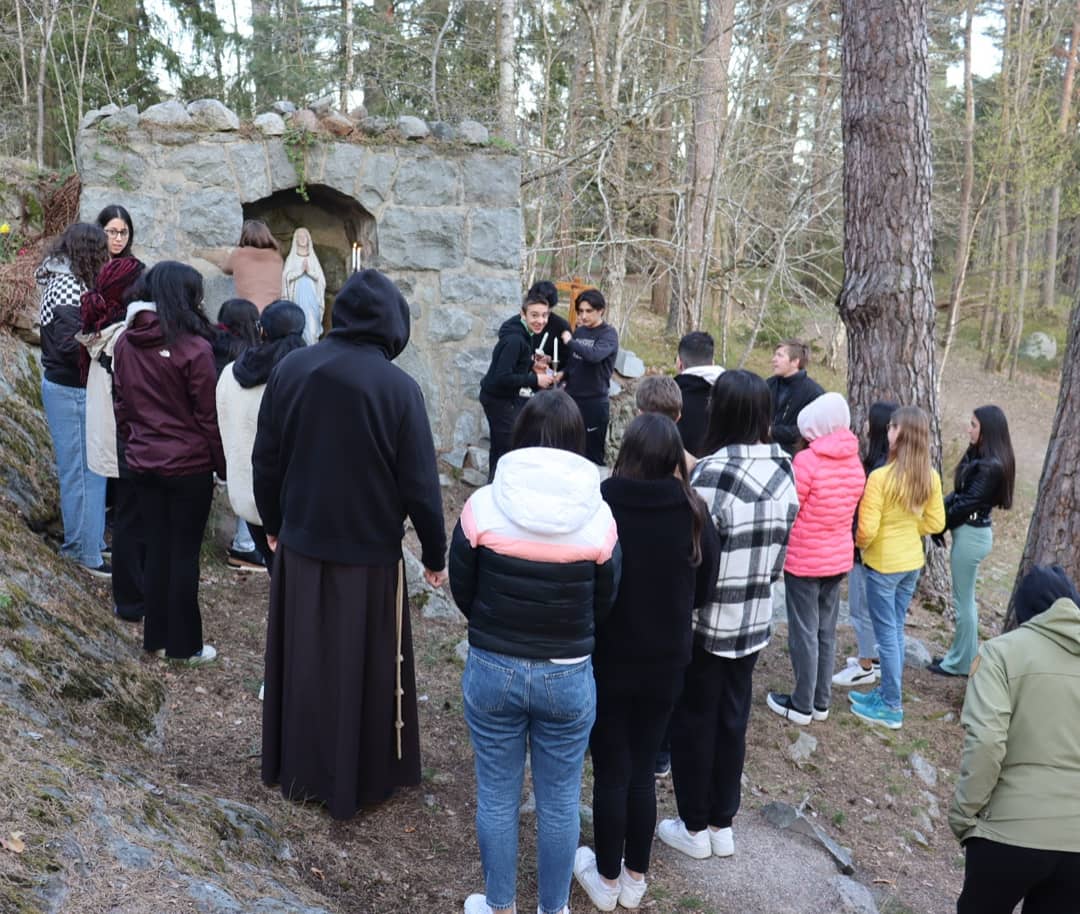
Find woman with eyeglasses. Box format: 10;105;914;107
559;288;619;465
96;205;135;259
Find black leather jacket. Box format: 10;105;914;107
945;455;1004;530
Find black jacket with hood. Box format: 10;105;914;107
766;369;824;454
480;314;542;400
252;269;447;571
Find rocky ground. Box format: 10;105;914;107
0;327;1056;914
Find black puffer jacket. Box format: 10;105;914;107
449;446;622;659
945;454;1005;530
480;315;541;400
767;370;824;454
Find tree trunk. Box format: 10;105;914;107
496;0;516;142
35;0;60;168
1007;285;1080;626
340;0;355;111
937;0;976;393
1040;0;1080;312
837;0;948;603
650;0;678;315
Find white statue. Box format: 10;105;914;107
281;228;327;345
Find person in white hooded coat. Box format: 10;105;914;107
449;389;621;914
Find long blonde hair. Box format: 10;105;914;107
886;406;934;513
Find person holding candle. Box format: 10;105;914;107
527;280;570;373
479;293;555;482
559;288;619;466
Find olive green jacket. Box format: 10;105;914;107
949;598;1080;850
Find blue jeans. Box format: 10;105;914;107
232;517;256;552
864;567;921;710
847;562;879;659
41;378;106;568
463;648;596;914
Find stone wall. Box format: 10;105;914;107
75;100;523;450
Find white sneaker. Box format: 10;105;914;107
463;894;493;914
656;818;711;859
258;681;265;701
812;706;830;722
831;660;880;687
572;847;618;912
186;644;217;666
708;826;734;857
766;692;812;726
617;866;647;909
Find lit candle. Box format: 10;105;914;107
356;242;362;270
553;336;558;369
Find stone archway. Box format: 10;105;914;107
244;184;376;334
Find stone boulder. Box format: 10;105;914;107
79;104;120;130
253;112;286;136
398;115;430;140
347;105;368;123
360;116;392;136
100;105;139;130
271;100;296;114
614;348;645;379
321;111;354;137
288;109;319;132
1019;331;1057;361
459;120;490;145
186;99;240;131
309;94;335;114
141;100;193;127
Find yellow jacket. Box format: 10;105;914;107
855;462;945;573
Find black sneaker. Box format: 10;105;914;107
227;548;266;571
84;560;112;580
766;692;812;725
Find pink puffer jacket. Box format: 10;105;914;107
784;428;866;577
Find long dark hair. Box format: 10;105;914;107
144;261;214;344
614;413;707;566
700;369;772;453
510;389;586;455
960;404;1015;510
864;400;898;474
42;223;109;288
95;204;135;258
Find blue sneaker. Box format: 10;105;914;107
851;694;903;730
848;687;881;706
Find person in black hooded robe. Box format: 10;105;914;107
253;269;447;819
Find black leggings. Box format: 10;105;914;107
589;678;677;879
957;837;1080;914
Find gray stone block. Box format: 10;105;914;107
183;189;243;247
356;152;397;210
163;143;233;187
830;876;880;914
462;467;487;487
459;119;490;145
441;447;468;469
467;446;490;475
380;209;466;270
904;634;933;669
360;115;392;136
762;801;854;875
321;111;354;137
271;100;296;114
266;140;299;192
441;272;519;307
227;143;271;202
321;143;366;196
253;112;286;136
421;590;457;620
454;348;490;400
429;307;474;343
788;731;818;766
393;344;440;427
310;94;334;114
454;410;479;449
469;208;521;268
141;100;192;127
288;109;319;132
393;157;460;206
186;99;240;131
463;155;520;205
79;143;149;189
398;115;430;139
79;104;119;130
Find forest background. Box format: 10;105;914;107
3;0;1079;373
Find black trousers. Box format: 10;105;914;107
111;475;147;621
480;392;524;483
957;837;1080;914
574;396;610;466
248;521;273;574
670;643;759;831
133;471;214;659
589;676;678;879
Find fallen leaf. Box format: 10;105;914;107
403;825;415;833
1;832;26;854
311;867;325;880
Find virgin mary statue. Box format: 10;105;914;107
282;228;327;344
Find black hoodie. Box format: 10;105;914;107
480;314;542;400
252;270;447;570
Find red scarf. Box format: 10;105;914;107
78;256;144;383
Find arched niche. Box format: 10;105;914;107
243;184;377;331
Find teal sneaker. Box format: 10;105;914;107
848;687;881;706
851;694;903;730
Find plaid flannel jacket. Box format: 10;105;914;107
690;443;799;658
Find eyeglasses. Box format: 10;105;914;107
105;228;129;239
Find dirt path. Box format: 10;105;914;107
130;352;1057;914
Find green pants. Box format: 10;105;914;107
941;524;993;675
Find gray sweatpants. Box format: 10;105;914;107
784;571;844;713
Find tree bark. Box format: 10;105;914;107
837;0;948;601
649;0;678;315
1007;285;1080;626
496;0;516;142
340;0;355;111
35;0;60;168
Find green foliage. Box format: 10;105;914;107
282;126;321;202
